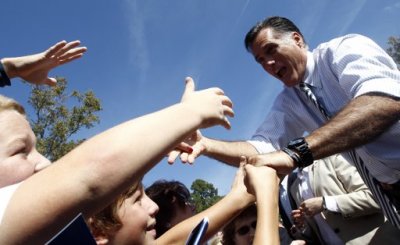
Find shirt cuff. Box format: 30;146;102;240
324;195;340;213
0;61;11;87
247;140;276;154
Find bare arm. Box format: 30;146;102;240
157;165;254;244
244;161;280;245
307;94;400;159
203;137;259;167
0;78;234;244
168;131;258;167
249;94;400;175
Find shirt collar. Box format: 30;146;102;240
301;51;322;88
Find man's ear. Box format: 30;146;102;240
292;32;304;48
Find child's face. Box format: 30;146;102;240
113;185;159;245
233;215;257;245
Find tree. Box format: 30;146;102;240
190;179;223;213
28;77;102;161
387;36;400;68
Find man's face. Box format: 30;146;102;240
250;28;307;87
0;110;51;188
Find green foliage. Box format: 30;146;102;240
28;77;102;161
387;36;400;68
190;179;223;213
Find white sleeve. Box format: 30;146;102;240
0;183;21;223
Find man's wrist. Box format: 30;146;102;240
282;147;301;167
286;137;314;168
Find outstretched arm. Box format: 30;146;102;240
1;40;87;86
307;94;400;159
247;94;400;175
0;77;233;244
244;158;280;245
157;163;255;245
168;133;259;167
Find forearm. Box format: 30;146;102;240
158;190;251;244
0;103;203;244
204;138;258;167
307;94;400;159
253;188;280;245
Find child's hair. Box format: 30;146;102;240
0;95;25;115
145;179;192;237
87;182;140;237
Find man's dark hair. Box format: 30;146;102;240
145;179;192;238
244;16;306;52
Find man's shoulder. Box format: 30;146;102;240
314;34;374;53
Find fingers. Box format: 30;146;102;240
58;47;87;63
175;142;193;153
240;156;247;167
167;149;181;164
181;77;195;102
180;152;190;163
53;40;83;57
45;40;68;57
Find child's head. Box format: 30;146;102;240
145;179;196;237
0;95;51;188
222;204;257;245
88;182;159;245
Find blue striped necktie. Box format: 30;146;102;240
298;82;400;229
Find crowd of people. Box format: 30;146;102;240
0;15;399;244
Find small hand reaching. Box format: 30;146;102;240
1;40;87;86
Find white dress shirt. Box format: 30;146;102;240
248;34;400;184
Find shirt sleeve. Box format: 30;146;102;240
332;34;400;99
248;88;321;153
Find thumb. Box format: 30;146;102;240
181;77;195;102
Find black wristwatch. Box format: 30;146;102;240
285;137;314;168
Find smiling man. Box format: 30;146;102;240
168;16;400;230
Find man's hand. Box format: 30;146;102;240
291;209;306;230
168;130;206;164
1;40;87;86
299;197;324;217
246;150;296;175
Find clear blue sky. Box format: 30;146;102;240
1;0;399;195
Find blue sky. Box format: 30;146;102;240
1;0;399;195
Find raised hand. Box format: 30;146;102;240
229;161;255;205
168;77;234;164
180;77;234;129
242;156;280;196
1;40;87;86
